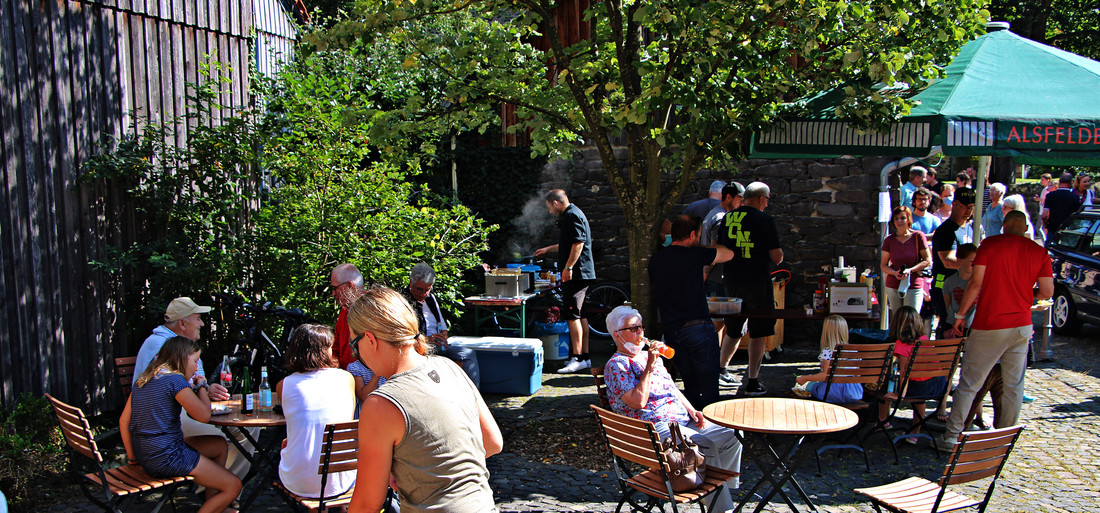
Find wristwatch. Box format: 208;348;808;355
954;313;967;320
564;266;573;270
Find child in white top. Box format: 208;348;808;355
795;315;863;403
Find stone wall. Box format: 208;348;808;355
539;147;898;309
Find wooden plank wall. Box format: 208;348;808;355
0;0;253;414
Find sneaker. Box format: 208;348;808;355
719;370;741;385
1022;393;1035;403
936;434;957;454
557;357;588;374
741;380;768;397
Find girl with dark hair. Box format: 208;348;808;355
120;336;242;513
277;324;356;498
879;306;948;442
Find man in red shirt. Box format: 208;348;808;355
941;211;1053;450
330;263;364;369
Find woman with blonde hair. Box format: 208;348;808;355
795;315;864;404
347;287;502;513
120;336;241;513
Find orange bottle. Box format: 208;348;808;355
649;342;675;359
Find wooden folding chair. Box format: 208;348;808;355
275;421;397;512
590;405;739;513
115;356;138;397
45;394;192;513
881;337;965;455
855;425;1025;513
811;342;895;472
591;366;611;409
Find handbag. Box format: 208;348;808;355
661;422;707;491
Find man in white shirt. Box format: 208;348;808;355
402;263;480;388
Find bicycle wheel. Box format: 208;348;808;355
584;281;630;337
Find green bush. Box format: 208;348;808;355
0;395;67;507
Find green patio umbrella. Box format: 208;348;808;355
751;27;1100;166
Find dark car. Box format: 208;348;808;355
1047;207;1100;333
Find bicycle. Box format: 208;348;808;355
212;291;315;387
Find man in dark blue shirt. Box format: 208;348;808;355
650;215;733;408
536;189;597;373
1042;173;1082;236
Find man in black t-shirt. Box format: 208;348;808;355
650;215;733;408
535;189;597;373
718;182;783;396
1042;173;1082;235
931;187;975;335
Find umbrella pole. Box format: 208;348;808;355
975;156;991;243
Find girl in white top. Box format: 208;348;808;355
277;324;357;498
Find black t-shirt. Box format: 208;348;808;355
718;206;781;285
1044;188;1082;234
648;245;717;326
557;203;596;279
930;218;971;283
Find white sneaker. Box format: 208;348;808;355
557;357;588;374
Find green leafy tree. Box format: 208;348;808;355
988;0;1100;59
254;46;493;318
308;0;989;318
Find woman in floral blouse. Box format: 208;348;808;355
603;305;741;511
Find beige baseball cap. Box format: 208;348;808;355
164;297;212;322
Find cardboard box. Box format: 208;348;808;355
829;283;871;314
448;336;543;395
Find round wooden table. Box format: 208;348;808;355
703;398;858;513
208;397;293;512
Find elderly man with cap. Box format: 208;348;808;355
132;297;255;485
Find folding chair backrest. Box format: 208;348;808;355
826;343;895;387
901;337;965;392
45;393;103;464
590;405;664;471
591;366;611;409
115;356;137;397
942;425;1025;486
317;421;360;475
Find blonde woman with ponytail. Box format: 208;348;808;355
347;287;503;513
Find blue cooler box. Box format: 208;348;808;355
449;336;543;395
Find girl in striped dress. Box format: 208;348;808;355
120;336;242;513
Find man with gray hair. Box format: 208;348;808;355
402;262;480;388
718;181;783;396
331;263;365;369
683;179;727;221
900;166;928;208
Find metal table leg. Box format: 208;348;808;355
219;425;297;512
734;431;818;513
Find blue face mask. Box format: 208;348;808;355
944;197;953;206
663;234;672;247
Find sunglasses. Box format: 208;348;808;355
617;324;645;334
350;333;364;356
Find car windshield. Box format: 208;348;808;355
1056;217;1095;249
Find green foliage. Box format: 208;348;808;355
250;46;494;318
0;395;67;507
989;0;1100;60
311;0;990;319
81;75;261;323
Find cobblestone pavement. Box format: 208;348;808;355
51;318;1100;512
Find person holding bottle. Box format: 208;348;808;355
603;305;742;512
880;206;933;315
277;324;357;499
648;215;734;409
